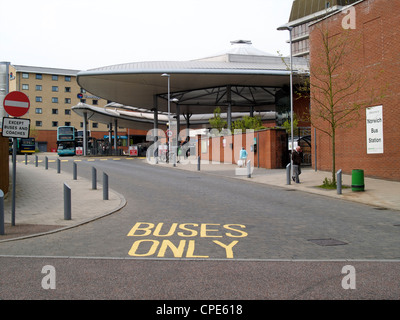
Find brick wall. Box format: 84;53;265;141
200;128;288;169
309;0;400;181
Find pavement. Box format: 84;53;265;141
1;154;126;241
1;153;399;242
155;157;400;211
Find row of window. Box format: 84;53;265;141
292;23;309;39
292;39;310;55
34;121;99;128
35;108;72;115
22;73;72;82
33;97;98;105
22;84;72;92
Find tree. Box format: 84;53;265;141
282;114;298;135
309;24;384;184
231;115;265;133
208;107;227;133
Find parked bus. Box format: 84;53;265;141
57;126;76;156
9;138;36;155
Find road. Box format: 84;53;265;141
1;156;400;303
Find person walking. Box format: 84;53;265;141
238;147;248;167
292;146;302;183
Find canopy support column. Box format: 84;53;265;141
153;95;159;132
176;103;180;143
83;112;88;156
114;118;118;155
108;122;113;152
227;85;232;130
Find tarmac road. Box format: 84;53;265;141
1;155;400;302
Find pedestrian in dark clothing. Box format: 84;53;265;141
292;146;302;183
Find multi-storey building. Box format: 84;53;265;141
282;0;359;59
308;0;400;181
4;63;109;152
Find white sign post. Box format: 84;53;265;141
2;91;31;227
366;105;383;154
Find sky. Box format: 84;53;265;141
0;0;293;71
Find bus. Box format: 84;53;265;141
57;126;76;156
9;138;36;155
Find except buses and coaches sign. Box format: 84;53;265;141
2;117;30;138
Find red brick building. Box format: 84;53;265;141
309;0;400;181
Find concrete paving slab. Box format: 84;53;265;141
1;160;126;241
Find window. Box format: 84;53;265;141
65;109;71;115
65;87;71;93
36;74;42;80
22;84;29;90
80;122;83;128
52;97;58;103
35;108;42;114
52;86;59;92
80;99;86;103
92;122;98;128
36;96;42;102
52;109;58;115
22;73;29;79
92;99;98;105
65;122;71;126
36;85;42;91
52;121;58;127
80;88;86;93
65;98;71;104
52;75;58;81
35;121;42;127
65;76;71;82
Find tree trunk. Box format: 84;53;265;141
332;130;336;184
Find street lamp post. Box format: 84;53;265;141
161;73;171;162
277;25;294;183
161;73;179;164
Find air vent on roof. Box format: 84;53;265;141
230;40;252;45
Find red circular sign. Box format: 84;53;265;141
3;91;30;117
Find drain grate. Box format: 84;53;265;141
307;238;348;246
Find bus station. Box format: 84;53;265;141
73;40;310;167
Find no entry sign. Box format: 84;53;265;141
3;91;30;117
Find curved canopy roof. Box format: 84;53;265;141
77;42;309;116
72;102;280;130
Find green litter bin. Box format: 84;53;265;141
352;169;365;192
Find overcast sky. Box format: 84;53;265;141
1;0;293;71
